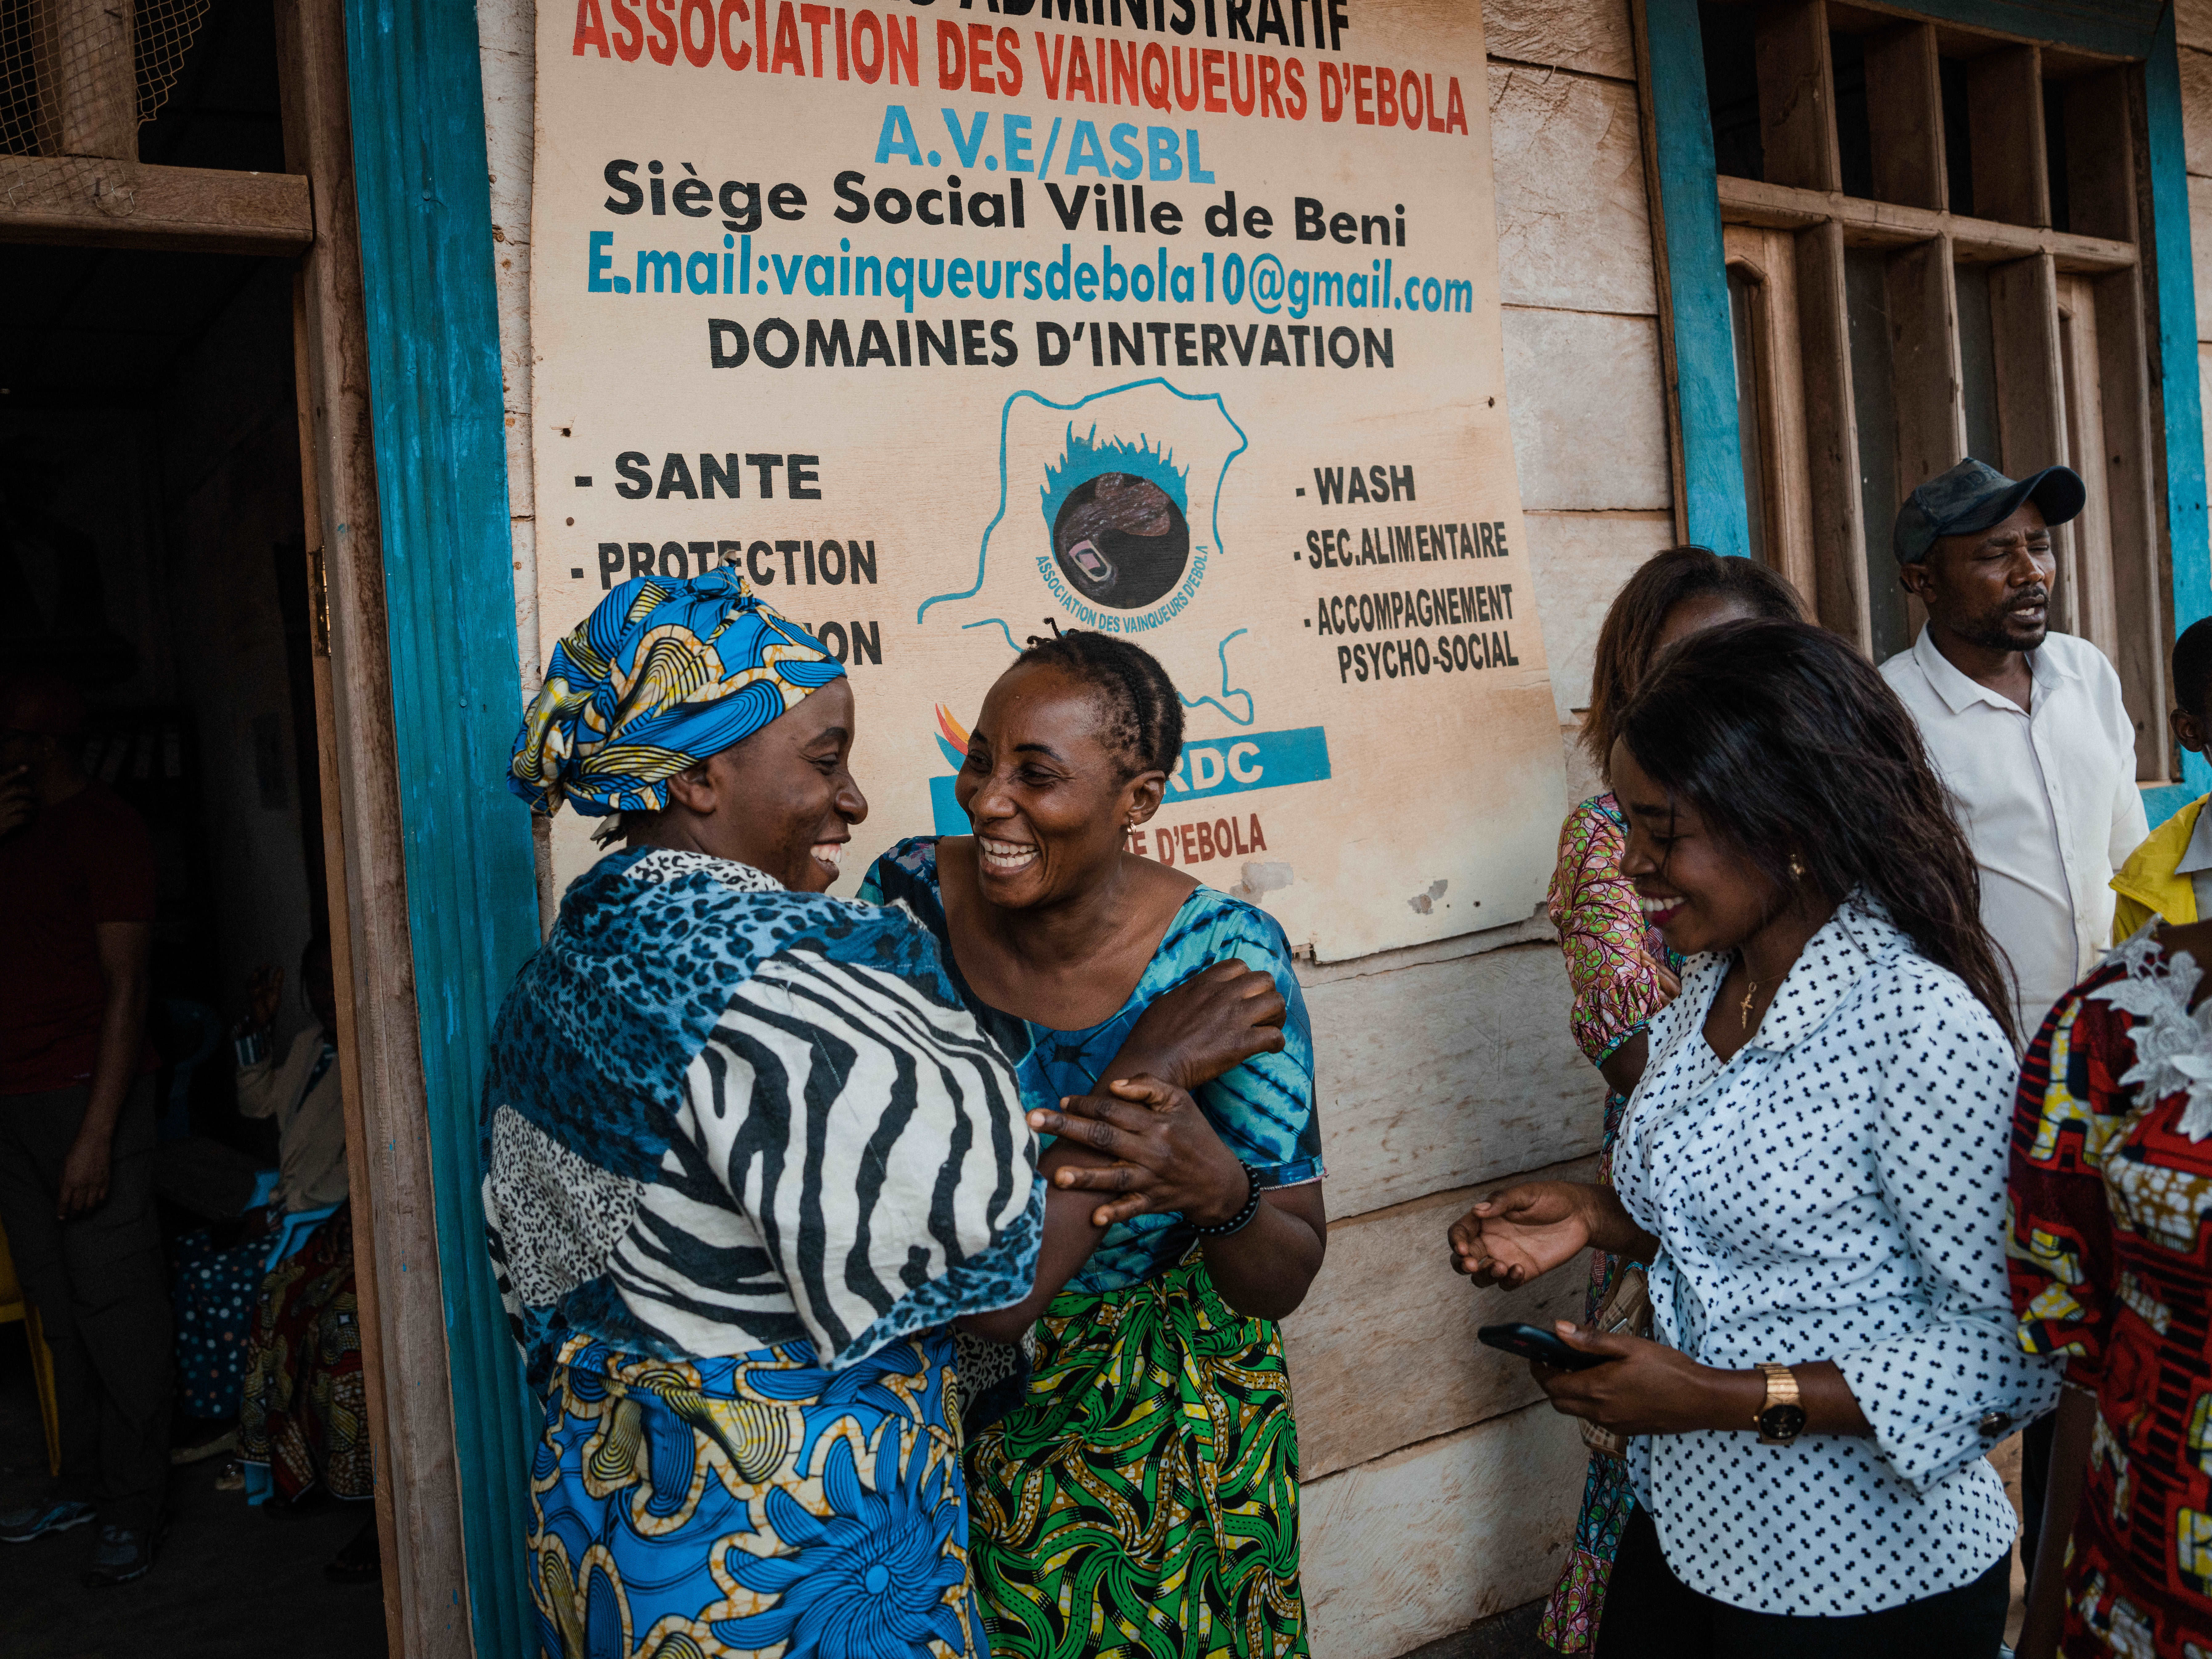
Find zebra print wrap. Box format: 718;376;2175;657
482;846;1043;1388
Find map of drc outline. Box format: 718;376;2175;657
917;377;1257;726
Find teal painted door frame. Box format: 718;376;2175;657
1643;0;1754;563
1640;0;2210;821
2143;2;2212;821
339;0;541;1652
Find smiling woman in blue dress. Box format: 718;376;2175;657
1450;620;2062;1657
861;630;1326;1659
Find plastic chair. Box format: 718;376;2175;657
0;1221;62;1476
263;1203;341;1273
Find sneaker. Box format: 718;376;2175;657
171;1425;238;1465
0;1499;97;1544
83;1521;160;1587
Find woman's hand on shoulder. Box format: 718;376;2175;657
1030;1075;1249;1229
1110;960;1287;1092
1447;1182;1602;1288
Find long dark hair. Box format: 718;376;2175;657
1584;547;1804;773
1618;618;2016;1046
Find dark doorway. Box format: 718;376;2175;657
0;0;383;1648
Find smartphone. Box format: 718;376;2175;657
1477;1321;1607;1372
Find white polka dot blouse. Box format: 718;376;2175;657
1613;898;2063;1616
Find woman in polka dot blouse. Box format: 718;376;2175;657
1451;620;2063;1656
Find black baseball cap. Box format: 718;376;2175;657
1892;457;2085;564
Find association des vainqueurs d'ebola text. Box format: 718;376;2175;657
578;25;1482;369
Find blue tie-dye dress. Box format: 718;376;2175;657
859;837;1323;1659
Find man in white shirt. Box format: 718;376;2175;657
1879;456;2150;1602
1879;457;2148;1045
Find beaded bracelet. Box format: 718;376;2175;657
1187;1162;1262;1236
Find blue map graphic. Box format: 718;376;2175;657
916;378;1256;726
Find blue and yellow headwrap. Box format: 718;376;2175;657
510;568;845;817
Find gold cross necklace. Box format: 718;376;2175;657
1739;974;1761;1030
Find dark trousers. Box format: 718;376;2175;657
2020;1409;2055;1588
1594;1508;2011;1658
0;1078;170;1531
151;1135;261;1221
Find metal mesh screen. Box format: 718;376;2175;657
1;0;211;159
0;0;38;155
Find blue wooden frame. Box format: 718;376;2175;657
341;0;542;1652
1642;0;2210;820
2141;3;2212;820
1646;0;1754;562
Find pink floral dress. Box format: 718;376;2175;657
1538;794;1681;1653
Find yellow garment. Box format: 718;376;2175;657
2110;793;2206;940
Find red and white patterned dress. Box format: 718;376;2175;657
2008;926;2212;1658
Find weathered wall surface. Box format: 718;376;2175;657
2180;1;2212;523
1286;7;1673;1650
470;0;1674;1651
480;0;540;694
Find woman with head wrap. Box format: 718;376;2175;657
490;568;1048;1659
490;571;1275;1659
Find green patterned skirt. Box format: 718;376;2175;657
965;1249;1308;1659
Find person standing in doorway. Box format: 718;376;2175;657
1879;456;2150;1595
0;674;171;1586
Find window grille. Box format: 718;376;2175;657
1700;0;2170;781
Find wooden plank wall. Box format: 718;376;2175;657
463;0;1652;1651
466;0;1662;1651
454;0;2212;1648
1296;0;1676;1647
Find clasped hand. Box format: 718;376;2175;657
1116;960;1286;1092
1027;1076;1250;1231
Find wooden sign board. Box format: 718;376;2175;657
530;0;1563;960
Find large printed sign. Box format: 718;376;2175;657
531;0;1565;960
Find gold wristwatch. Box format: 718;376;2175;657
1753;1363;1807;1445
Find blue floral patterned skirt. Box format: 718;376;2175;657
529;1330;981;1659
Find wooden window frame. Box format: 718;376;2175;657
1724;231;1821;605
1635;0;2206;813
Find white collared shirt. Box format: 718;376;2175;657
1615;901;2062;1615
1880;627;2148;1041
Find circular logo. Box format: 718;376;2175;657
1050;473;1192;610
